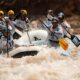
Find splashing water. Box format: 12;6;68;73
0;43;80;80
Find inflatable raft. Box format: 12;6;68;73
14;29;48;46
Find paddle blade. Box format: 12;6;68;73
59;38;68;50
71;35;80;47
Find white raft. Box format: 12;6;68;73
5;45;47;58
14;29;48;46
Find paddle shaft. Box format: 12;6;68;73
6;21;9;57
39;19;50;30
26;30;32;44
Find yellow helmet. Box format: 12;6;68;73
8;10;15;15
0;10;4;15
20;9;27;15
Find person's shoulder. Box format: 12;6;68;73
4;16;9;19
15;19;22;22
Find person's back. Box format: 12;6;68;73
14;9;30;31
42;10;54;30
0;10;6;39
5;10;16;35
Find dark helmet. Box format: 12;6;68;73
58;12;64;19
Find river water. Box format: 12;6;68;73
0;42;80;80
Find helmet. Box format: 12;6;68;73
20;9;27;15
0;10;4;15
58;12;64;19
8;10;15;15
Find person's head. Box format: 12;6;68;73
20;9;27;20
52;17;59;28
0;10;4;20
8;10;15;20
47;9;53;16
57;12;64;22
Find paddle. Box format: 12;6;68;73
25;29;32;44
39;19;68;50
5;20;10;57
70;35;80;47
61;25;80;47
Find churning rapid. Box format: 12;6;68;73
0;33;80;80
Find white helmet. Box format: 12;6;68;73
58;12;64;19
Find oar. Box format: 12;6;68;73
6;21;10;57
61;24;80;47
70;35;80;47
39;19;69;50
25;29;32;44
